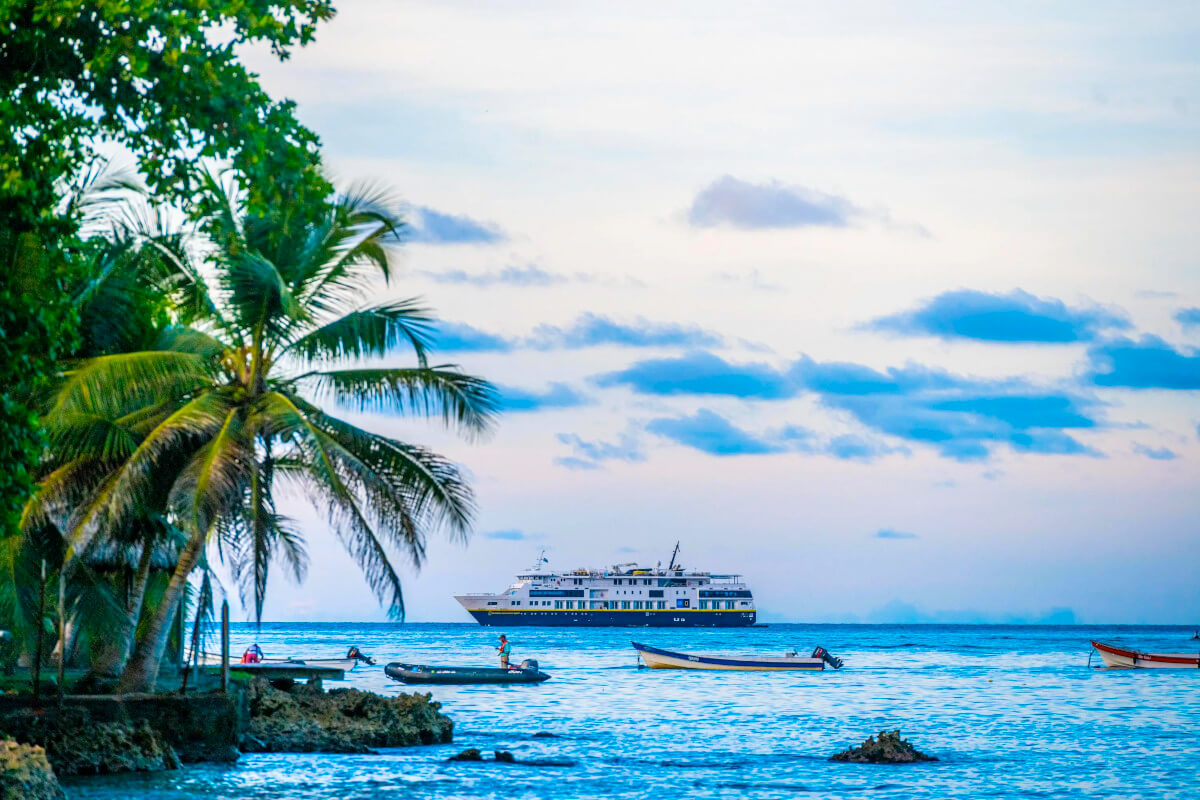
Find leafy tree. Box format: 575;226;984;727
1;0;337;568
29;181;497;691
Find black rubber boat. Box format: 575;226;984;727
384;658;551;685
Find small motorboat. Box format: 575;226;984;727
198;645;376;673
385;658;551;685
1091;640;1200;669
632;641;843;671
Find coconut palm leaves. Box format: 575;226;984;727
30;178;497;690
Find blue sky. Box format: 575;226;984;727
236;1;1200;624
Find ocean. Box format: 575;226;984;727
65;623;1200;799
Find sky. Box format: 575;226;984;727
229;0;1200;624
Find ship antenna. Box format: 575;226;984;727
667;541;680;571
532;548;548;572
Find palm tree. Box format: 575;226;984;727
31;179;497;692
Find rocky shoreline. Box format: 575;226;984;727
241;679;453;754
0;678;454;786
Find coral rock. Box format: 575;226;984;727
831;730;937;764
0;739;64;800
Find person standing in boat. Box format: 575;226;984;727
496;635;512;669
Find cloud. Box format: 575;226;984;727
433;321;514;353
594;351;795;399
687;175;861;230
496;383;589;413
432;314;722;353
789;357;1101;461
407;206;505;245
1088;336;1200;390
594;351;1103;461
421;265;565;287
1132;443;1178;461
554;431;643;469
643;411;901;462
602;352;1100;461
874;529;918;540
482;529;528;541
865;289;1130;343
826;434;907;461
1175;308;1200;328
530;314;722;350
646;409;784;456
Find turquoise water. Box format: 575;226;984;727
66;623;1200;799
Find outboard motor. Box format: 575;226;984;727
811;646;843;670
518;658;540;672
347;646;376;666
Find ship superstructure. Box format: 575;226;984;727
455;544;756;627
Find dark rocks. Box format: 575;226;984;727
0;740;64;800
831;730;937;764
0;706;180;776
532;731;557;738
245;679;453;753
448;748;484;762
447;747;574;767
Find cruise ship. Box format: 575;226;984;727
455;544;756;627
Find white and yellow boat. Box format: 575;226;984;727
632;641;842;671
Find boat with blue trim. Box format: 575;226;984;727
455;543;756;627
632;641;843;671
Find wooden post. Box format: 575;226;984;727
220;600;230;693
32;560;46;702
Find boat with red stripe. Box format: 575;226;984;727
1091;640;1200;669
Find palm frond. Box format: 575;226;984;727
220;250;306;335
283;299;434;366
63;392;235;563
169;406;253;536
51;351;214;420
306;406;476;538
46;413;140;465
298;366;499;436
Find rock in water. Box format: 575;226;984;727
246;680;453;753
448;748;484;762
494;750;516;763
0;740;64;800
830;730;937;763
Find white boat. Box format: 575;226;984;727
1091;640;1200;669
632;641;842;671
456;543;758;628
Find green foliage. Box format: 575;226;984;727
0;0;335;234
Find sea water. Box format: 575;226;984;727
65;623;1200;799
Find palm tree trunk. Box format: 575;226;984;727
90;540;156;677
117;528;205;693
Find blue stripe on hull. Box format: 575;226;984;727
466;609;756;627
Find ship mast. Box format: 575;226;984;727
667;541;681;571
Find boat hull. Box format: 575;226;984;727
633;641;825;671
1092;640;1200;669
384;662;550;685
465;608;756;627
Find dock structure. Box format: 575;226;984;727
198;662;346;682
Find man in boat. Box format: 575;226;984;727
496;634;512;669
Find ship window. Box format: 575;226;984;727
699;600;707;609
740;601;749;607
513;601;521;606
487;601;497;606
725;601;735;610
